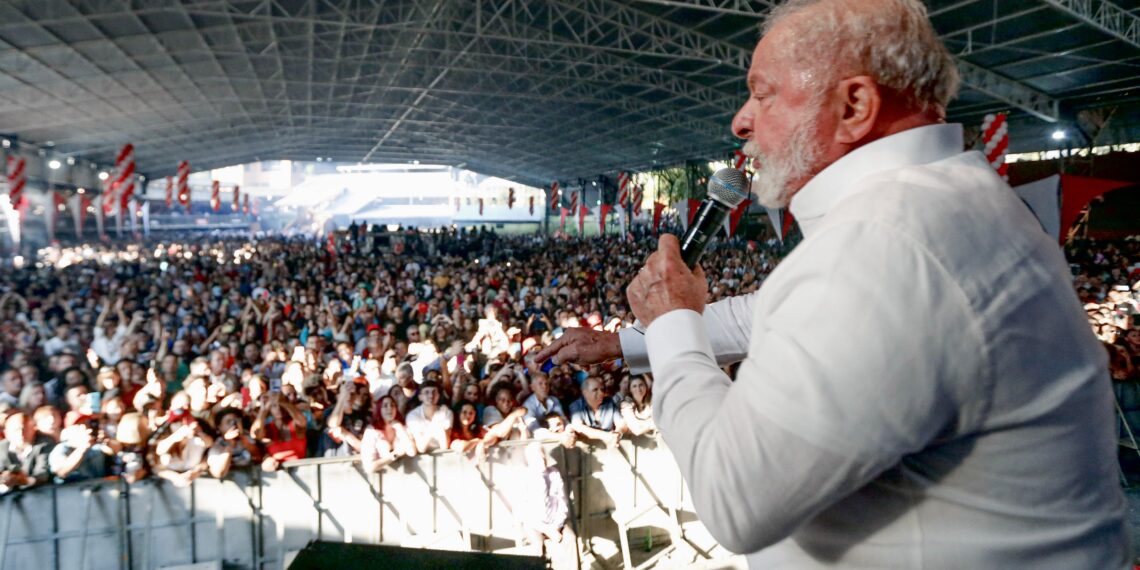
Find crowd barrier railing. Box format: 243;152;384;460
0;435;734;570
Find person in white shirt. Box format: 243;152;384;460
403;381;452;453
42;322;81;358
536;0;1128;567
91;299;141;366
521;373;565;436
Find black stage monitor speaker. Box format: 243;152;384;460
287;540;546;570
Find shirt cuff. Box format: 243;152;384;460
618;324;651;375
644;309;715;373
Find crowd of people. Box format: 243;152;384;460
0;226;1135;495
0;224;779;494
1068;237;1140;382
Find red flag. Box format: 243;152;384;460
727;199;752;237
210;180;220;212
507;187;515;209
165;176;173;208
529;195;534;215
577;204;587;234
686;198;701;227
652;202;665;234
732;148;747;171
549;181;559;210
559;207;568;231
598;204;612;234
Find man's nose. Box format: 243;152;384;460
732;100;754;140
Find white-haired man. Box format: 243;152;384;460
536;0;1127;566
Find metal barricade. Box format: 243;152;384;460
0;436;731;569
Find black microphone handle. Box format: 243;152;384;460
679;199;731;269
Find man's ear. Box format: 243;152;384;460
833;75;881;145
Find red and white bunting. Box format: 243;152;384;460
632;185;643;217
529;195;534;216
5;155;26;209
113;143;136;211
243;194;250;214
102;176;117;216
478;197;484;216
164;176;173;208
177;161;191;210
232;185;241;212
981;113;1009;181
210;180;220;212
507;187;516;209
568;189;579;215
617;172;630;209
549;181;559;210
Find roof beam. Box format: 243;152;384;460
623;0;1061;122
1040;0;1140;50
955;60;1060;122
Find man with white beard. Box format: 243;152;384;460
537;0;1127;567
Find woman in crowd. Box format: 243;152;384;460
620;376;655;436
360;395;414;472
449;400;487;462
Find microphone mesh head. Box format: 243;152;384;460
707;167;750;207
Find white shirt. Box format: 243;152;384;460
522;393;566;434
404;404;453;452
626;124;1128;568
92;324;129;365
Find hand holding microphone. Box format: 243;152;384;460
628;168;750;326
536;168;749;364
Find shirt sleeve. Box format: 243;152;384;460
620;291;759;374
645;221;979;554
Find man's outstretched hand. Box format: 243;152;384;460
534;328;622;367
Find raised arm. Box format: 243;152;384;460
533;292;758;374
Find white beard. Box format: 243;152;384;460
744;117;824;209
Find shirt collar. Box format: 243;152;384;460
789;123;964;236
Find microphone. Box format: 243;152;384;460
679;167;750;268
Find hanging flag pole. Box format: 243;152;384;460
210;180;221;212
177;161;191;213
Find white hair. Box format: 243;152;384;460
762;0;960;114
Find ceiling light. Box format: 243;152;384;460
1;139;9;148
66;156;75;165
77;188;85;194
316;157;322;162
98;171;109;180
1051;130;1066;140
48;159;61;170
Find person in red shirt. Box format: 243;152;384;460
251;392;307;471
